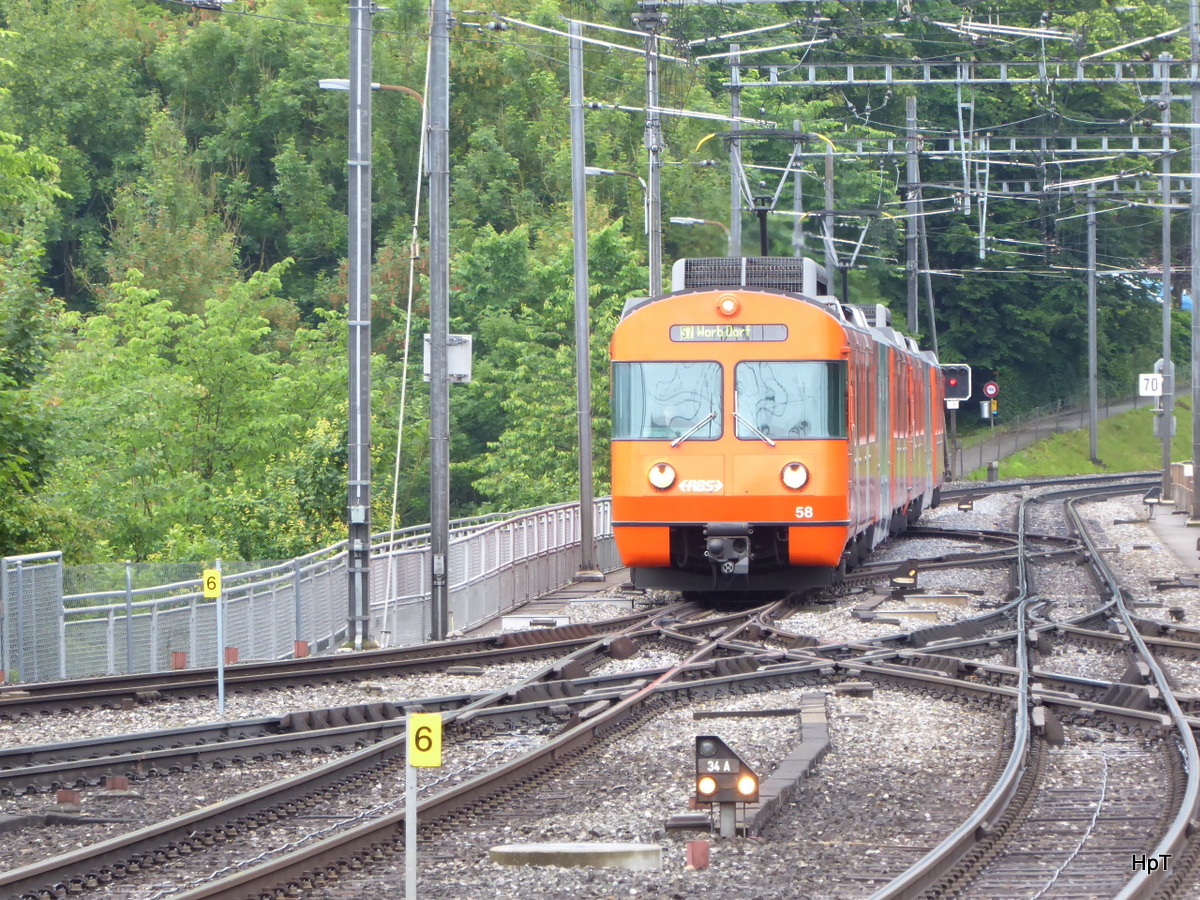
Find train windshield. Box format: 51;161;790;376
734;361;846;440
612;361;723;441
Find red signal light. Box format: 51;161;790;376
943;364;972;400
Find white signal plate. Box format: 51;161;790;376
1139;373;1164;397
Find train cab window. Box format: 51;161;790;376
612;361;723;441
734;361;846;440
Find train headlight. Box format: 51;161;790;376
716;294;741;317
781;462;809;490
736;774;758;797
648;462;676;490
697;775;718;797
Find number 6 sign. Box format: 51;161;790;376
407;713;443;767
202;569;221;599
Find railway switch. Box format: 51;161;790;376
695;735;758;837
890;562;919;590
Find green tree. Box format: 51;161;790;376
0;104;67;553
469;222;645;510
105;109;239;315
0;0;166;303
39;264;346;560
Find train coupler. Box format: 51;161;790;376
704;523;752;575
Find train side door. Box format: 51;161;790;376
876;343;891;528
857;343;870;527
923;365;934;488
897;357;909;498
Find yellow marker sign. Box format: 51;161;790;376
202;569;221;599
408;713;443;767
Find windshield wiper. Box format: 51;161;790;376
670;411;717;448
733;392;776;446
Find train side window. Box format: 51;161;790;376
612;361;723;440
734;361;847;440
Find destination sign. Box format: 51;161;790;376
670;324;787;342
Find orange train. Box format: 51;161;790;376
609;257;946;595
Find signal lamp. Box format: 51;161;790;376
693;735;759;806
942;364;972;401
648;462;676;490
736;774;758;797
716;294;741;317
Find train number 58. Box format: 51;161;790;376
794;506;814;519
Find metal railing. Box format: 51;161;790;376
2;499;617;683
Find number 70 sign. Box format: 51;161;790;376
1139;373;1164;397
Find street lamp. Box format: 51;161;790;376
585;166;648;234
319;69;423;650
319;14;373;650
669;216;733;256
318;79;424;104
586;167;652;295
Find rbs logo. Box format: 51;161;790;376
678;479;723;493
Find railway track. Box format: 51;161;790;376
5;475;1200;899
0;604;676;719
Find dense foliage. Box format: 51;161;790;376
0;0;1187;561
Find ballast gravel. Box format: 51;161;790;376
2;482;1195;899
321;688;1006;900
0;658;555;751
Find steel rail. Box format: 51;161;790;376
7;617;1179;899
0;603;778;899
150;602;786;900
0;606;685;899
161;649;1031;900
1064;494;1200;900
0;605;691;718
864;480;1183;898
864;486;1039;899
0;481;1166;899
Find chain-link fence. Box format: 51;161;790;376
2;499;618;683
1;553;64;682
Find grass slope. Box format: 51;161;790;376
967;400;1193;480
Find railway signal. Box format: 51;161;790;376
695;735;759;838
942;364;972;401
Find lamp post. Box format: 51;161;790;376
320;62;423;649
319;78;423;104
669;216;732;255
585;167;648;232
320;74;424;648
569;22;600;579
586;167;651;295
333;0;373;650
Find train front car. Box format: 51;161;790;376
609;257;942;598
